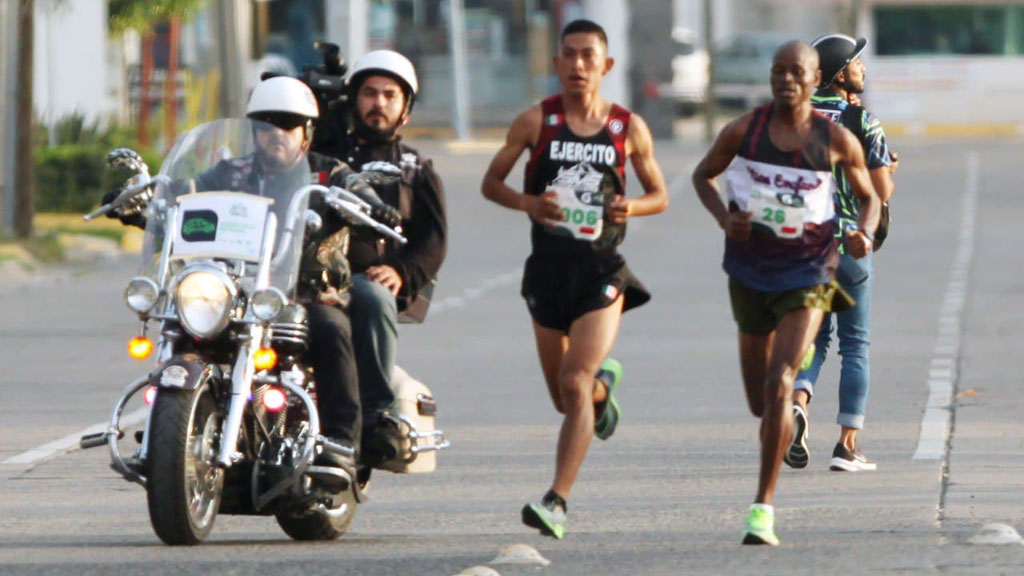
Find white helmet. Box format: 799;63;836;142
347;50;419;111
246;76;319;119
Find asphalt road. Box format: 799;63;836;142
2;135;1023;575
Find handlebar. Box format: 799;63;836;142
83;175;170;221
272;184;407;269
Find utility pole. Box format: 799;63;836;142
0;0;13;236
700;0;716;144
15;0;35;238
702;0;716;144
448;0;470;140
215;0;249;118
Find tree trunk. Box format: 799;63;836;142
139;30;154;147
164;18;180;152
14;0;34;238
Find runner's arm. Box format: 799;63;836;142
692;116;748;232
869;166;894;204
611;113;668;222
481;107;561;223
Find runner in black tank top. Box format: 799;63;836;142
481;20;669;539
524;94;629;257
519;95;650;334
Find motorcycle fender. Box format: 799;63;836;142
151;354;212;392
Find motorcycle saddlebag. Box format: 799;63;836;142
376;366;440;474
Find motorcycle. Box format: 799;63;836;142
79;118;449;545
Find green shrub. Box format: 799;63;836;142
34;144;161;214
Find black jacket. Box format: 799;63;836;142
339;136;447;311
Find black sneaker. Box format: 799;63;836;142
784;405;809;469
829;442;877;472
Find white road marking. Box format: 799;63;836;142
913;152;978;460
1;407;149;467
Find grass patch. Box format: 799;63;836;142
20;232;65;263
35;212;127;243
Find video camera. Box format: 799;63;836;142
262;41;352;160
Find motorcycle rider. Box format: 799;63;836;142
332;50;448;466
105;76;395;488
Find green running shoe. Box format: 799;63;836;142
799;343;816;372
742;504;779;546
522;492;567;539
594;358;624;440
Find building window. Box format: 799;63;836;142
875;4;1024;56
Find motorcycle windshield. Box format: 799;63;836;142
140;119;312;296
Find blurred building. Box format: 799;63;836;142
676;0;1024;132
32;0;115;124
27;0;1023;136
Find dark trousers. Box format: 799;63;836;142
306;303;361;447
349;274;399;429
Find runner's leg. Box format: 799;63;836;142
738;332;774;418
551;296;624;499
755;307;824;505
533;322;570;413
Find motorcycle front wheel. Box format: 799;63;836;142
146;381;224;545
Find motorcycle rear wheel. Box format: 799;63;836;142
275;488;357;540
146;382;224;545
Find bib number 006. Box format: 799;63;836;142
562;208;600;226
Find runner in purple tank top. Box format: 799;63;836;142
692;40;880;546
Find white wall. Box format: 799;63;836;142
582;0;630;107
33;0;112;123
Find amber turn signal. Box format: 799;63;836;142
254;347;277;371
128;336;153;360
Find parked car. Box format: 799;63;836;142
711;32;789;108
660;27;710;117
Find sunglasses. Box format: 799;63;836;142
252;113;308;132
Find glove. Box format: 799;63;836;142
100;183;152;228
368;201;401;229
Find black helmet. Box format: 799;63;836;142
811;34;868;89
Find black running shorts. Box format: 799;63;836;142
521;253;651;333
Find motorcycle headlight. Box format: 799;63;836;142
124;277;159;314
174;270;234;339
251;287;287;322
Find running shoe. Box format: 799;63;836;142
784;404;810;469
522;490;567;539
741;504;779;546
594;358;624;440
800;343;816;372
829;442;877;472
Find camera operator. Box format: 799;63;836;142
336;50;448;467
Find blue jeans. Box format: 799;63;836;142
795;251;872;429
349;274;399;426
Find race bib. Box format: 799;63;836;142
548;185;604;241
747;188;806;239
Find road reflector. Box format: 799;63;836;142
968;523;1023;545
490;543;551;566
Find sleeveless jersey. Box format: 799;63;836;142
722;104;838;291
523;95;630;256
